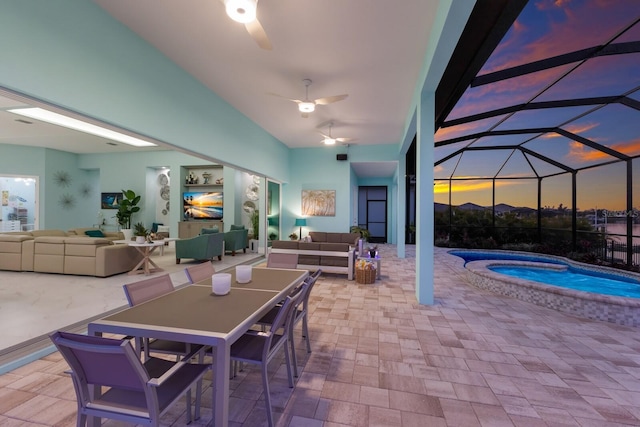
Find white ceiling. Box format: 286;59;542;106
0;0;441;178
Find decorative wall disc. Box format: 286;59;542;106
166;201;170;211
160;185;170;200
242;200;256;214
158;173;169;185
245;184;259;201
252;175;261;184
162;209;168;215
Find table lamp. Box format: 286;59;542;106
294;218;307;240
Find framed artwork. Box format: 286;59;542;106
302;190;336;216
101;192;123;209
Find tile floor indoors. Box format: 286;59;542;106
1;245;640;426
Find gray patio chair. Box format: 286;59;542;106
228;286;305;427
266;252;299;269
184;260;215;283
257;269;321;377
123;274;204;363
49;331;208;427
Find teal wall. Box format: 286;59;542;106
0;1;289;183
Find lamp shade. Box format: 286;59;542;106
294;218;307;227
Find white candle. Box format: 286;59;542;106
212;273;231;295
236;265;252;283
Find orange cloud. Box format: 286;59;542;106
567;137;640;162
542;122;600;139
434;180;518;194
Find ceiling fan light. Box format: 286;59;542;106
225;0;257;24
298;102;315;113
324;137;336;145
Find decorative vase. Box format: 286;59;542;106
135;236;146;244
369;249;377;258
121;229;133;241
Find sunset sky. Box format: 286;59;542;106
434;0;640;211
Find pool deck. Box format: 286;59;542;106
1;245;640;426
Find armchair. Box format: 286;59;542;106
224;225;248;256
175;232;224;264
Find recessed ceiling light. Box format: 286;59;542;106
7;107;156;148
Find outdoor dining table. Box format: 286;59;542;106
87;267;308;427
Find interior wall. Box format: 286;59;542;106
0;1;290;184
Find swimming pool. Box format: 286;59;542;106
449;249;640;327
490;265;640;299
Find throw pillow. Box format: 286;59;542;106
230;224;245;231
85;229;105;238
201;227;219;234
157;225;170;233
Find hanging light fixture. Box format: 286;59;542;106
225;0;257;24
323;122;336;145
298;102;316;113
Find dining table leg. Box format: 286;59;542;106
212;341;231;426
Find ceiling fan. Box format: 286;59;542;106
221;0;272;50
271;79;348;118
319;122;357;145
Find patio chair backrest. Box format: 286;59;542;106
185;261;215;283
51;331;147;396
267;253;299;269
123;274;174;306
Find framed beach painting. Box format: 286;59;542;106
302;190;336;216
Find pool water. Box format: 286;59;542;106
449;250;640;299
490;265;640;299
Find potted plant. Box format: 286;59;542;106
350;225;371;242
133;222;148;243
116;189;141;240
250;209;259;239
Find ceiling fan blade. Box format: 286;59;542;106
267;93;303;103
245;19;272;50
314;94;348;105
337;137;357;143
318;131;331;139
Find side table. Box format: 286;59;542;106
127;241;165;275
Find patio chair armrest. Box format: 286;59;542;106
147;360;188;387
147;345;208;387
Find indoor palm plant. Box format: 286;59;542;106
116;189;141;240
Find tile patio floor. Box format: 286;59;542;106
1;245;639;426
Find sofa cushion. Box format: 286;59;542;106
309;232;326;242
272;240;299;250
85;229;106;237
319;242;350;252
31;229;67;237
230;224;245;231
342;233;361;244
